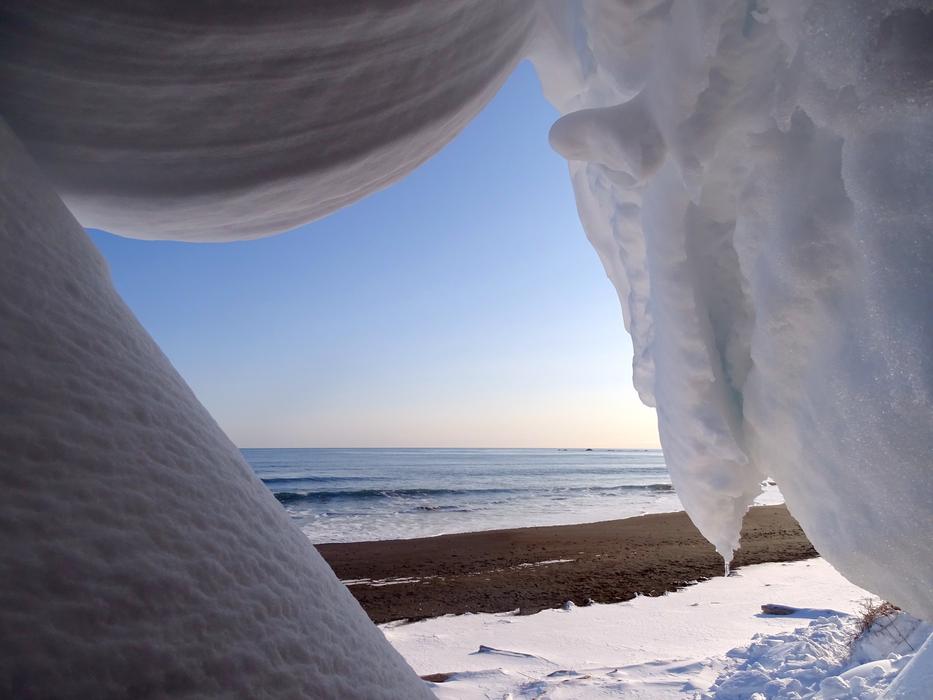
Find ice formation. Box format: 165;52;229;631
532;0;933;619
0;123;433;697
564;0;932;613
0;2;534;240
1;0;931;695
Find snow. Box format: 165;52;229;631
0;122;431;697
383;559;932;699
0;2;534;241
1;0;931;696
707;606;931;699
883;633;933;700
530;0;933;618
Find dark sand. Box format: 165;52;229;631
317;505;816;624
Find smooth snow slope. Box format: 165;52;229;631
0;1;534;241
1;1;931;696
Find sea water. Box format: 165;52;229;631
243;448;782;544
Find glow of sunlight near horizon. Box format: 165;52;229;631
87;62;661;449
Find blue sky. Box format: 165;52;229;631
88;62;659;448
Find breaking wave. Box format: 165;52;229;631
273;483;674;505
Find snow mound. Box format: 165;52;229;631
0;122;431;697
706;609;932;699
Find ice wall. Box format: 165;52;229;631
531;0;933;619
0;0;931;694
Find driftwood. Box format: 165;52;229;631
761;603;799;615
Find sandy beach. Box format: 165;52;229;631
317;504;815;623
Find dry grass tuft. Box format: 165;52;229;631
849;598;902;649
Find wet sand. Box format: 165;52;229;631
316;505;816;624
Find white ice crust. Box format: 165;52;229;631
1;0;931;696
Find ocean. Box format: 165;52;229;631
243;448;782;544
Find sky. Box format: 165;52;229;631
87;62;660;449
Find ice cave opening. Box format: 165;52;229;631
1;1;930;697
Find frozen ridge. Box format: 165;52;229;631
1;0;931;697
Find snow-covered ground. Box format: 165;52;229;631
384;559;931;699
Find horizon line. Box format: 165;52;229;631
237;446;663;451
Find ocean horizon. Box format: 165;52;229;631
244;448;782;544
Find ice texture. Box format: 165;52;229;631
532;0;933;619
1;0;931;695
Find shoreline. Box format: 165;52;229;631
317;504;816;624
